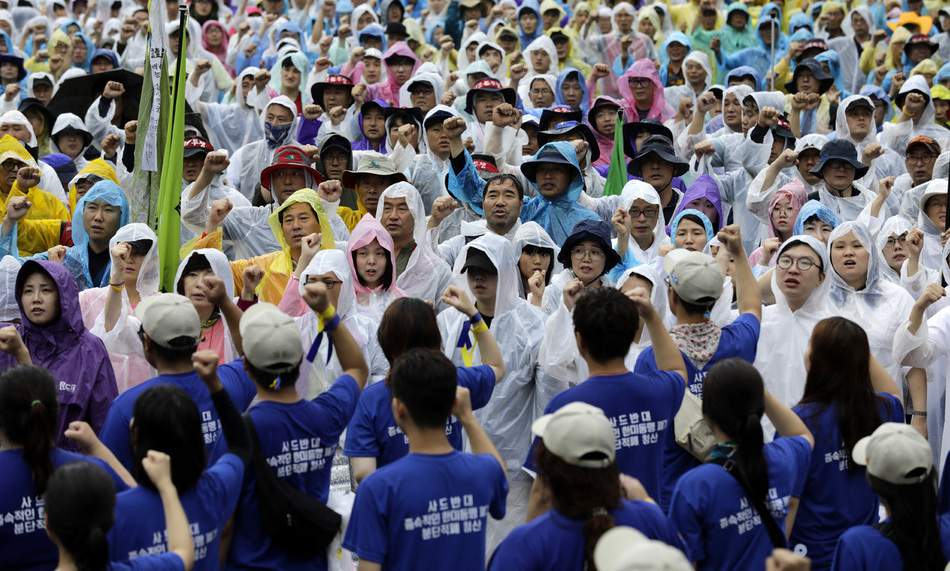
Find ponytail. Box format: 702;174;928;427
872;472;946;571
45;462;116;571
732;412;770;508
0;366;58;494
535;442;621;571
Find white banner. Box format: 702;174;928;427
142;0;169;172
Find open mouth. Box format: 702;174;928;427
29;307;46;316
843;259;857;268
783;277;800;288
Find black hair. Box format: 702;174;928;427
176;253;211;295
45;462;115;571
377;298;443;364
0;366;58;493
780;239;825;274
800;317;890;466
485;173;525;200
521;244;555;284
702;359;770;508
535;441;620;571
245;358;301;391
131;385;205;492
871;471;945;570
672;292;717;316
351;248;394;290
388;348;457;429
677;212;708;233
572;288;639;362
277;202;319;225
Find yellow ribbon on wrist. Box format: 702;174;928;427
471;319;489;335
319;304;337;322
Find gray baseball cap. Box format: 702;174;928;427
663;250;724;305
134;294;201;348
853;422;933;485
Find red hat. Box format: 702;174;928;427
464;78;516;114
260;145;323;190
472;158;498;173
310;73;355;107
184;137;214;157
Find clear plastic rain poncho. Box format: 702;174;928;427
345;213;405;323
225;95;300;200
173;247;238;363
512;221;562;299
882;76;950;155
834;94;904;182
826;221;924;384
189;66;265;154
0;254;21;322
613;180;672;270
79;223;160;393
874;215;914;283
374;181;452;305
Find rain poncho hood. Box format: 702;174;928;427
512;221;562;295
658;32;692;85
376;41;420;106
67;180;130;289
875;215;913;282
299;249;355;318
667;175;724;232
722;3;759;53
345;213;405;297
67;158;119;213
835;94;880;150
0;110;39;148
555;67;589;115
792;199;840;236
724;66;762;90
0;255;21;321
49;112;91;157
175;248;235;300
110;223;159;297
827;221;885;307
519;142;599;246
524;35;558;76
267;188;336;277
517;0;542;47
683;51;713;92
618;60;674;122
618;179;670;264
452;233;521;319
669;209;715;248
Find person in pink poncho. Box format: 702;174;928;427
617;60;675;123
366;42;420;107
588;96;621;176
344;213;406;322
748;179;808;270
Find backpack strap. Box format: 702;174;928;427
710;456;788;549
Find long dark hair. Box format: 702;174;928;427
535;441;621;571
702;359;770;505
800;317;891;466
45;462;116;571
871;471;945;570
0;366;58;493
377;298;442;365
131;385;205;492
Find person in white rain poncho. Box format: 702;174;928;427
401;105;460;213
512;221;560;306
278;249;388;397
808;139;880;223
747;134;827;228
754;235;834;408
541;219;621;315
610;179;671;274
826;222;927;387
78;223;159;393
0;254;21;322
48;113;93;171
374;181;452;306
882;75;950;156
225;95;300;201
187;66;265;154
833;95;904;182
437;233;556;550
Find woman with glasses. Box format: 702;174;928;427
609;180;671;281
541;219;621;315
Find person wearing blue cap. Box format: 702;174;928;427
807;138;877;222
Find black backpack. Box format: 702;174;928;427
243;416;342;558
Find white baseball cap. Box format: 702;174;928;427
531;402;615;468
594;527;692;571
239;303;303;374
134;293;201;349
852;422;933;485
663;249;724;305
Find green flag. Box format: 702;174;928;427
602;112;626;197
155;13;188;292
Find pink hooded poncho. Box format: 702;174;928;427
748;179;808;267
367;42;420;107
202;21;232;75
617;60;674;123
589;96;621;173
346;214;405;319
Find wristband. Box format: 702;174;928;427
471;318;489;335
910;410;927;417
323;313;341;332
319;304;337;321
469;312;483;324
109;282;123;292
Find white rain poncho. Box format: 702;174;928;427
457;31;489;72
826;221;923;384
815;177;878;224
293;250;388;398
539;264;666;389
828;6;874;94
0;255;21;322
897;152;949;223
79;223;160;393
512;221;562;299
226;95;300;200
398;71;444;110
173;248;239;363
406;105;460;214
540;266;616;316
0;110;67;206
914;180;949;272
436;234;555;546
374;182;452;305
747;134;828;224
49;113;91;169
523;35;559;76
881;76;950;155
519;73;558;112
874;215;913;283
754;235;834;408
615;180;671;266
834;94;904;181
189;66;265;154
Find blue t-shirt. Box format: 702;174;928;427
343;366;495;466
488;499;684;570
109;453;244;571
523;371;686;501
634;313;761;509
109;553;185;571
790;394;903;569
100;361;257;472
228;376;360;571
0;448;127;571
830;514;950;570
343;451;508;570
669;435;812;570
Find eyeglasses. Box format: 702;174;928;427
777;256;818;272
629;207;659;219
885;235;908;247
906;153;935;164
571;247;606;260
628;78;652;87
0;159;22;172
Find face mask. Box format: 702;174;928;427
265;121;293;148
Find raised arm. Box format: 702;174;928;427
764;389;814;447
626;287;687;381
441;285;506;383
201;275;245;356
141;451;196;571
718;225;762;319
454;386;505;472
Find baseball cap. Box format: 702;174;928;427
845;97;874;114
852;422;933;485
461;248;497;274
663;250;724;305
906;135;940;156
239;303;304;373
594;527;692;571
184;137;214;158
531;402;616;468
134;293;201;349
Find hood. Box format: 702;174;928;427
517;0;541;45
399;71;445;108
725;66;763;91
876;215;913;281
268;50;309;93
767;179;808;239
619;179;668;259
458;31;488;71
268;189;336;273
667;175;724;231
916;178;947;237
835;94;879;149
235;66;260;108
669;209;714;245
374;181;428;248
26;72;54;98
259;95;300;149
72;180;130;259
523;73;557;110
452;233;520;319
897;75;936;127
50;112;91;153
524;35;558;75
0;133;36;166
842;6;874;37
298;249;355;318
815;49;847;94
683;51;713;92
382;40;421;77
617;263;669;330
346;213;402;296
175;248;234;299
512;220;563;288
792;199;840;236
0;255;21;322
746;90;787;113
68;158;119;213
771;234;832;318
827;221;885;307
721;85;754;134
15;259;85;342
555;67;589;115
110;223;159;297
0;111;38;148
660;32;692;62
617;60;673;123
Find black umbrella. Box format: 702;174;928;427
47;69;144;127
